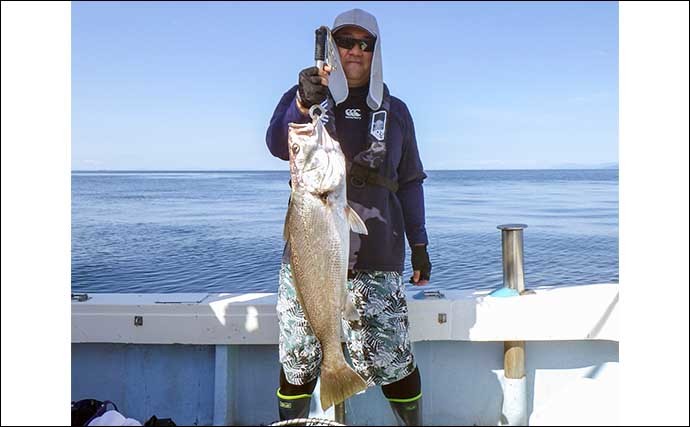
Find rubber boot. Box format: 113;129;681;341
277;388;312;425
388;395;423;426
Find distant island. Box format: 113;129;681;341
551;162;618;170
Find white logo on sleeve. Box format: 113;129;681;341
318;99;330;124
345;108;362;119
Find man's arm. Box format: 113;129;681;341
398;181;428;247
396;102;429;247
265;85;310;160
266;66;332;160
396;103;431;285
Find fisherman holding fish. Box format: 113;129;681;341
266;8;431;426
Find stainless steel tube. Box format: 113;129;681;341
497;224;528;293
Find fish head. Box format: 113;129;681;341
288;122;346;197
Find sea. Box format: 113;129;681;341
71;169;618;294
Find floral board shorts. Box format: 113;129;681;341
276;262;416;387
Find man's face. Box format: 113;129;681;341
333;26;374;88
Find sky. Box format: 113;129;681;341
72;1;618;170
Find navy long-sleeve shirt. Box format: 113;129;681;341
266;84;428;273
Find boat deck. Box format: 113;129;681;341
72;283;619;425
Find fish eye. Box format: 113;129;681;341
291;144;300;154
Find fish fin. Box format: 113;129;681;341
345;205;368;235
343;292;360;322
283;200;292;241
319;360;367;411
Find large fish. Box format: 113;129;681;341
284;109;369;410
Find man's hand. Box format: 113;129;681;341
297;65;331;110
409;244;432;286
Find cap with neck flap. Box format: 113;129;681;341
329;8;384;110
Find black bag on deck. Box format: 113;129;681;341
144;415;177;426
71;399;104;426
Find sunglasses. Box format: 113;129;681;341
333;36;376;52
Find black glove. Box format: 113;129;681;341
298;66;328;108
409;245;432;284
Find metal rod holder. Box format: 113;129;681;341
497;224;528;293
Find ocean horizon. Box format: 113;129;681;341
72;169;618;294
72;166;619;173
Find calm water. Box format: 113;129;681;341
71;170;618;294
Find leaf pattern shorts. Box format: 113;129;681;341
277;262;416;387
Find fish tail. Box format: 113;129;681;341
319;360;368;411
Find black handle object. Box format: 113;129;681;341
314;26;328;68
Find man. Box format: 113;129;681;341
265;8;431;426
